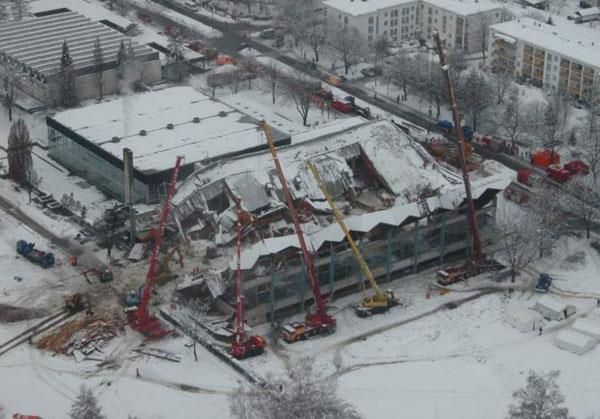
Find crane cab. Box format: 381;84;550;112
354;290;398;317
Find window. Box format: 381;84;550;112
428;16;432;24
369;16;374;24
368;25;373;33
435;9;438;15
384;11;388;16
344;16;348;23
368;35;373;41
402;7;409;15
384;30;387;35
384;21;388;26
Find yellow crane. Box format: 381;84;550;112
307;160;398;317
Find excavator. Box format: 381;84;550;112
307;160;398;317
261;121;336;343
230;199;267;359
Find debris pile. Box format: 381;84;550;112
37;317;120;360
0;304;46;323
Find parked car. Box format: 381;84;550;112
259;28;276;39
360;67;382;77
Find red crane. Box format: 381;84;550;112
260;121;336;342
432;32;482;263
230;199;267;359
129;156;183;339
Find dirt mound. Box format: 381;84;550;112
0;304;47;323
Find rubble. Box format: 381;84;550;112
36;317;120;359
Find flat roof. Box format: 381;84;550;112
424;0;499;15
49;86;290;174
490;17;600;69
0;10;156;77
323;0;498;16
323;0;415;17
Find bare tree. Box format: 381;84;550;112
372;35;390;63
93;37;104;100
475;13;492;63
327;21;365;74
305;10;327;62
0;3;9;22
262;62;281;104
583;99;600;182
25;165;42;202
507;370;573;419
1;64;20;121
276;0;310;48
283;73;316;126
562;175;599;239
503;87;524;144
493;204;539;282
70;385;106;419
7;118;32;185
115;0;128;16
166;34;188;82
230;358;362;419
458;68;494;131
58;40;78;107
13;0;29;21
386;48;413;102
491;69;512;105
528;183;562;258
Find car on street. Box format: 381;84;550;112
331;99;353;113
361;67;382;77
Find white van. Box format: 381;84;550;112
184;1;199;12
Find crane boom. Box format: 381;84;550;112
432;32;483;263
307;160;382;298
132;156;183;336
234;199;245;344
260;121;334;329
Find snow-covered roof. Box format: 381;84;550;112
49;86;290;174
571;318;600;339
575;7;600;17
535;295;573;314
490;18;600;69
492;33;516;44
555;329;597;354
423;0;500;15
323;0;415;17
0;11;156;77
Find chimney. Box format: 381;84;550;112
123;148;136;245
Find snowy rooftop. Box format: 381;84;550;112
49;86;289;174
490;18;600;69
424;0;499;15
323;0;498;16
323;0;414;16
0;11;156;77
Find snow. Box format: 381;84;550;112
490;17;600;69
324;0;498;16
323;0;415;17
575;7;600;17
554;329;597;355
30;0;133;29
570;318;600;340
534;295;576;320
50;86;290;173
505;306;545;333
492;32;516;44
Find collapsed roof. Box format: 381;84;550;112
171;119;510;270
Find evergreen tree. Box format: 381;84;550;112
69;385;106;419
507;370;573;419
92;36;104;99
59;40;78;107
7;118;32;184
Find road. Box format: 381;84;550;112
0;194;105;270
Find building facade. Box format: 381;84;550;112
0;10;160;106
323;0;502;51
490;18;600;101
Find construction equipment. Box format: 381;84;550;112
64;293;88;313
307;160;398;317
261;121;336;342
16;240;55;269
432;31;485;285
230;200;266;359
128;156;183;339
82;268;113;284
535;273;553;292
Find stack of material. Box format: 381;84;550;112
37;317;119;360
570;318;600;342
505;307;545;333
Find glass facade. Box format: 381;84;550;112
48;126;149;202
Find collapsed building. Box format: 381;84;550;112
171;118;509;325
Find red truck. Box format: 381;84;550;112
331;99;353;113
563;160;589;176
547;165;572;183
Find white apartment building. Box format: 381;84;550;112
489;18;600;100
323;0;502;52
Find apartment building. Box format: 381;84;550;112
323;0;502;52
489;18;600;100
